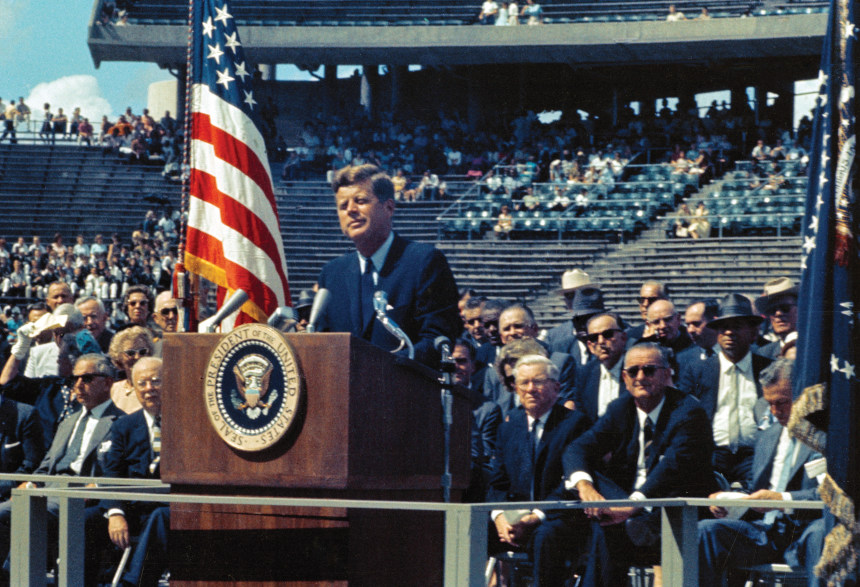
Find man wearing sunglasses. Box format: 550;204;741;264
0;353;124;584
677;293;773;485
152;291;179;335
624;281;669;346
564;342;716;586
753;277;798;360
570;312;628;422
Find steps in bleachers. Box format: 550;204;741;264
0;144;182;240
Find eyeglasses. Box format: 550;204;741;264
135;377;162;388
72;373;106;384
637;296;661;305
159;307;178;316
623;364;666;378
123;347;150;359
766;303;796;316
584;328;622;343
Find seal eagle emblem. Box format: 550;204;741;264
204;324;303;452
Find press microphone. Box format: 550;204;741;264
373;291;415;360
434;336;452;357
267;306;297;332
197;289;248;333
306;288;330;333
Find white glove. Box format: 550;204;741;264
10;322;37;360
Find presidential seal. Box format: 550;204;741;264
204;323;303;452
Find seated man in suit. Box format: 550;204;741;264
485;303;577;404
679;298;720;365
564;342;716;586
698;359;823;587
0;396;45;501
316;164;462;368
571;311;628;422
489;355;591;587
475;298;510;373
642;300;694;370
0;352;124;584
624;281;669;347
677;293;772;485
91;356;168;587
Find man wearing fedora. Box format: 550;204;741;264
753;277;798;360
678;293;773;484
544;269;604;367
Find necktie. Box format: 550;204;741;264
149;415;162;476
360;259;375;329
765;437;798;524
529;420;538;500
643;417;655;466
728;365;740;452
55;411;90;474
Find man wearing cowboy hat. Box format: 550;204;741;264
678;293;773;484
753;277;798;360
544;269;603;367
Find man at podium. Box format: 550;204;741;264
316;164;461;367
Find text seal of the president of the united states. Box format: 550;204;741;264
204;323;303;451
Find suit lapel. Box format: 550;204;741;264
346;253;363;336
751;425;782;489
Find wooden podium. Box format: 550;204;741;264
161;332;471;586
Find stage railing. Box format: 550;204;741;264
6;474;824;587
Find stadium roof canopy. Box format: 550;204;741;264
88;14;827;72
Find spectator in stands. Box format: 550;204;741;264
121;284;154;331
677;294;772;485
0;100;16;144
688;201;711;238
2;259;29;298
545;269;603;363
571;311;628;422
76;296;114;354
109;326;155;414
753;278;798;360
39;103;54;145
751;139;770;161
160;111;176;133
507;2;519;25
666;4;686;20
489;355;591;587
52;108;68;139
626;281;668;345
521;0;542;24
494;205;513;239
495;1;508;25
416;170;441;200
695;7;711;19
91;234;108;257
15;98;30;124
674;203;692;238
680;299;720;362
475;298;508;370
477;0;499;25
69;107;82;138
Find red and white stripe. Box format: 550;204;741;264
186;83;290;327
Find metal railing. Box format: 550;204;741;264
6;473;824;587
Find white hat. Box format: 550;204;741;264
556;269;598;295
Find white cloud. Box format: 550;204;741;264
27;75;113;121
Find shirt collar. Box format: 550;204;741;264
602;360;623;380
637;395;666;429
142;409;157;429
357;231;395;274
89;399;113;419
526;409;551;430
719;349;752;375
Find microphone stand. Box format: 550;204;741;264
436;337;455;503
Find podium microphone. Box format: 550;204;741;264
267;306;297;332
305;288;330;333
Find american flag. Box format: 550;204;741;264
792;0;859;581
184;0;290;327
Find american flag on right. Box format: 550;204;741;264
790;0;860;582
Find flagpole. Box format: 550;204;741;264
174;0;198;333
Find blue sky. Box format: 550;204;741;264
0;0;173;117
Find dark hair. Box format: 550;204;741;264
626;342;671;369
690;298;720;321
501;303;537;328
453;338;476;361
482;298;509;314
586;311;626;331
331;164;395;203
464;296;487;311
122;285;154;314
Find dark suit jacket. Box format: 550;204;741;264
676;351;772;421
564;387;717;498
571;360;629;424
100;410;159;515
489;404;592;506
756;340;782;360
0;398;45;499
746;423;821;501
466;391;502;503
317;233;461;367
544;321;580;358
35;401;125;477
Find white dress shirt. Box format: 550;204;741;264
712;352;758;448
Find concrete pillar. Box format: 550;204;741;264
390;65;408;116
323;64;337;119
257;64;276;81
